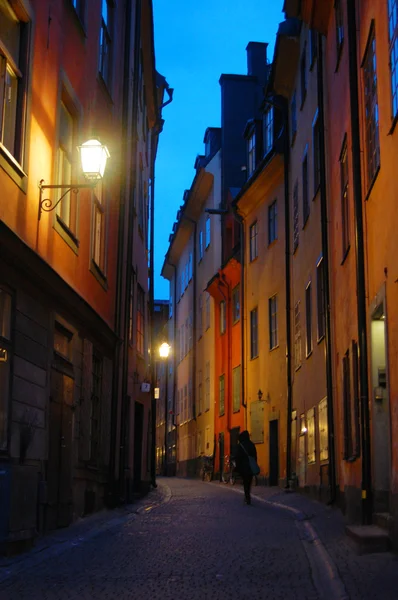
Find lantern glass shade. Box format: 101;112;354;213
79;139;110;181
159;343;171;358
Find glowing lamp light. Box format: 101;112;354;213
79;138;110;181
159;343;171;358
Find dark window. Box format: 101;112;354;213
248;132;256;176
72;0;85;22
232;285;240;323
219;375;225;416
313;111;321;194
263;107;273;155
294;301;302;369
388;0;398;118
99;0;113;89
302;150;309;224
232;365;241;412
0;4;30;166
199;230;203;261
351;340;361;457
305;282;312;356
269;295;278;349
205;216;211;248
136;285;145;355
363;25;380;186
309;28;318;68
342;350;353;459
268;200;277;244
91;352;102;463
291;91;297;141
340;136;350;256
316;258;326;340
250;308;258;359
335;0;344;62
249;221;258;261
300;44;307;107
293;181;299;251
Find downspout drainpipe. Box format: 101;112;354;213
182;215;197;424
109;0;134;506
232;207;247;426
347;0;372;525
169;262;178;474
119;0;141;500
317;34;336;504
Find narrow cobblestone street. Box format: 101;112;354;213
0;478;397;599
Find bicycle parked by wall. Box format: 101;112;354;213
221;454;236;484
200;455;214;482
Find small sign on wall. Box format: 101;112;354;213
154;387;160;399
0;348;7;362
141;382;151;393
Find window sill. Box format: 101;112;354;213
269;344;279;352
309;56;317;72
293;243;299;255
0;144;27;193
341;245;351;265
54;216;79;255
295;364;302;372
232;409;240;414
90;260;108;290
306;350;313;359
312;184;320;201
250;354;259;361
268;238;277;248
249;256;258;264
317;334;325;345
302;215;310;230
364;165;380;201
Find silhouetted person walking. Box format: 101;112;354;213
234;430;257;505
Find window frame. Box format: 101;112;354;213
340;135;350;259
247;131;256;176
312;109;321;196
268;199;277;245
334;0;344;69
388;0;398;121
232;365;241;412
362;22;380;190
269;295;278;350
249;221;258;262
250;307;258;359
305;281;313;356
294;300;302;370
302;147;309;226
205;215;211;249
220;300;226;335
232;285;240;324
263;105;273;155
316;257;326;341
219;374;225;416
99;0;114;92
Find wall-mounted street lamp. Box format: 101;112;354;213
38;138;110;220
159;342;171;358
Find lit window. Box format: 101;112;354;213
205;216;211;248
56;102;77;233
363;25;380;186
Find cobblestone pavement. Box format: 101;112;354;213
0;478;397;599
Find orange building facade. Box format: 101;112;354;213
0;0;166;552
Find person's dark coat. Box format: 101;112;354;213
234;430;257;478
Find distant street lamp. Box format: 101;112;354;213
159;342;171;475
38;138;110;219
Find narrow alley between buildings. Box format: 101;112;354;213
0;478;397;600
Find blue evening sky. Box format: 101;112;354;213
153;0;284;299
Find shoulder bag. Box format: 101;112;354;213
240;443;260;476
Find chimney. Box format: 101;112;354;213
246;41;268;81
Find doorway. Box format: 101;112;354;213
370;302;391;513
269;419;279;486
47;369;74;530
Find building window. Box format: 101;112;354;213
313;110;320;194
335;0;344;63
300;44;307;107
232;365;241;412
342;350;353;459
351;340;361;457
263;106;273;155
56;101;77;234
0;3;29;166
340;136;350;257
205;216;211;248
294;301;302;369
198;370;203;415
92;182;107;274
291;91;297;141
183;385;188;422
309;29;318;69
302;149;309;225
232;285;240;323
205;361;210;411
220;300;226;335
248;131;256;176
72;0;85;22
363;24;380;187
219;375;225;416
250;308;258;359
99;0;113;89
128;275;134;343
53;322;73;361
199;230;203;261
185;319;189;355
136;285;145;355
307;407;316;464
316;258;325;340
205;292;210;330
249;221;258;261
293;181;299;251
318;397;329;462
188;252;193;281
269;295;278;350
305;282;313;356
268;200;277;244
0;288;12;450
388;0;398;118
188;312;193;350
90;352;102;463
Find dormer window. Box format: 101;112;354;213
263;106;273;155
247;132;256;176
